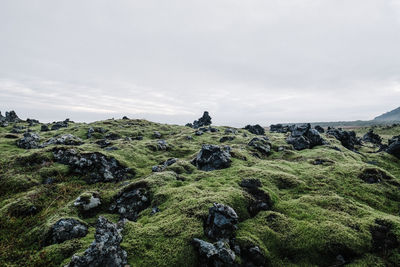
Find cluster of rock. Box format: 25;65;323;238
248;137;272;156
362;130;382;145
326;128;361;151
109;183;150;221
46;218;88;245
0;110;21;127
187;111;212;129
152;158;177;172
244;124;265;135
16;133;83;149
50;119;70;130
192;203;267;267
270;124;292;133
195;126;219;136
87;127;108;138
286;124;326;150
385;135;400;159
43;134;83;146
67;216;127;267
53;148;134;183
192;145;232;171
240;178;272;217
16;132;41;149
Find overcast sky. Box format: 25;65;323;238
1;0;400;126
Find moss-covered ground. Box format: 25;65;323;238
0;119;399;266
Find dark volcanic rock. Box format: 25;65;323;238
362;130;382;145
157;140;168;150
5;110;20;123
40;124;50;132
244;124;265;135
195;130;204;136
16;132;40;149
286;124;326;150
314;125;325;133
386;136;400;159
291;124;311;137
248;137;272;156
192;238;236;267
153;131;162;138
4;134;19;139
305;129;326;148
95;139;112;148
193;111;212;129
370;219;399;254
42;134;83;146
240;178;272;217
205;203;238;241
46;218;88;245
270;124;290;133
359;168;390;184
27;118;39;126
105;132;121;140
67;216;127;267
51;120;69;130
192;145;231;171
152;158;177;172
241;245;267;267
87;127;107;138
225;128;238;134
11;125;26;134
219;136;235;143
109;183;150;221
327;128;361;151
286;135;310;150
53;148;134;183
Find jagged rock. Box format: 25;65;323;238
95;139;112;148
193;111;212;129
314;125;325;133
359;168;390;184
109;183;150;221
53;148;134;183
42;134;83;146
286;135;310;150
27;118;39;126
220;136;235;143
370;219;399;253
363;130;382;145
240;178;271;217
195;130;204;136
192;145;231;171
205;203;238;240
41;124;50;132
192;238;236;267
327;128;361;151
270;124;290;133
67;216;127;267
244;124;265;135
241;245;267;267
153;131;162;138
209;127;219;133
51;120;69;130
386;136;400;159
16;132;40;149
305;129;326;148
248;137;272;156
291;124;310;137
87;127;107;138
74;192;101;211
5;110;20;123
46;218;88;245
287;124;326;150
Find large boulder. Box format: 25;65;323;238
67;216;127;267
286;135;310;151
193;111;212;129
109;183;150;221
5;110;20;123
46;218;88;245
362;130;382;145
248;137;272;156
192;238;236;267
42;134;83;146
305;129;326;147
286;124;326;151
192;145;231;171
386;136;400;159
53;148;134;183
327;128;361;151
314;125;325;133
16;132;41;149
205;203;238;241
244;124;265;135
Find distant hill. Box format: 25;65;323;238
374;106;400;121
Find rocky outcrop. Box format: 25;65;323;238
53;148;134;183
192;145;231;171
386;136;400;159
74;192;101;212
192;111;212;129
314;125;325;133
244;124;265;135
286;124;326;150
40;124;50;132
240;178;272;217
46;218;88;245
362;130;382;145
109;183;150;221
192;238;236;267
248;137;272;156
4;111;21;123
16;132;41;149
327;128;361;151
67;216;127;267
42;134;83;146
51;119;69;131
205;203;238;241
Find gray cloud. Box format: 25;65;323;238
1;0;399;126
